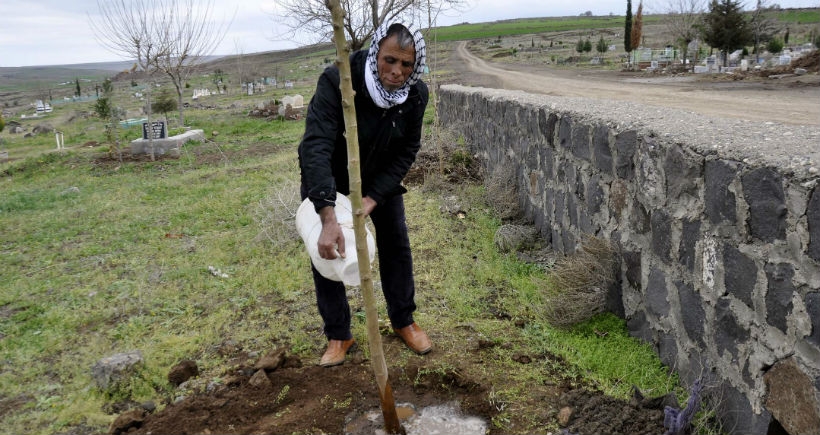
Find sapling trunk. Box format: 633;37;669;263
323;1;404;434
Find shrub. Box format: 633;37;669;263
767;38;784;54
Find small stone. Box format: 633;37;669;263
254;347;288;372
168;360;199;386
249;369;271;388
558;406;573;426
92;351;144;390
141;401;156;413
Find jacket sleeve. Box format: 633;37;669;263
365;81;429;204
299;69;342;213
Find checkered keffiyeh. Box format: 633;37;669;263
364;22;427;109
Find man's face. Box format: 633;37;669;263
377;35;415;92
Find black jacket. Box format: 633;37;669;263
298;50;429;212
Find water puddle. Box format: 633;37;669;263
345;402;487;435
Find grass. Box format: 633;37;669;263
0;98;681;434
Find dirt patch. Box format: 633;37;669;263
112;338;676;435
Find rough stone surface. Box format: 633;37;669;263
645;267;670;319
809;187;820;261
676;280;706;347
438;86;820;435
586;175;605;215
763;358;820;435
723;244;757;309
715;298;748;358
717;382;772;435
593;124;613;175
764;263;795;334
705;160;738;225
807;292;820;347
664;145;702;200
92;351;144;390
651;211;672;264
614;130;637;180
742;167;787;243
254;348;288;372
623;251;642;290
679;219;700;272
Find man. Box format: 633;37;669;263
298;22;432;367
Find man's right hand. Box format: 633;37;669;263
317;206;345;259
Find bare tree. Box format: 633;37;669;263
152;0;232;126
750;0;782;63
270;0;470;51
663;0;706;71
90;0;231;130
90;0;168;160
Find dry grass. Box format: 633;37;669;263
484;162;520;221
541;236;618;327
254;178;301;246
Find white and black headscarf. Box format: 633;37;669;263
364;22;427;109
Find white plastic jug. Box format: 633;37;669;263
295;194;376;286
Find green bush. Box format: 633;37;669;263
767;38;784;54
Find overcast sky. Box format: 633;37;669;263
1;0;818;67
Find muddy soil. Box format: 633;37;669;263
115;341;668;435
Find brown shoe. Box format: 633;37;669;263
394;323;432;355
320;339;356;367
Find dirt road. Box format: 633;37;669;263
452;42;820;126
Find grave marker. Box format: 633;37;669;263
142;121;167;140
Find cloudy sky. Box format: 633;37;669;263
1;0;818;67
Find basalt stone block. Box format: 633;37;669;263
567;194;578;228
586;175;605;215
558;115;572;151
808;187;820;261
555;191;566;224
623;251;642;290
705;160;738;225
552;227;564;253
665;145;702;200
631;199;650;234
562;229;576;253
717;382;772;435
676;280;706;347
680;219;700;272
658;333;678;369
545;188;555;221
763;358;820;435
651;210;673;264
539;109;558;147
742;167;787;243
627;309;653;343
807;292;820;347
593;124;613;175
579;210;595;234
540;144;554;178
571;123;591;161
646;267;670;318
715;297;749;358
765;263;795;334
723;244;757;308
615;130;638;180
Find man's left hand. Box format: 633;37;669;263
361;196;377;217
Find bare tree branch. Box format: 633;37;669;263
270;0;470;50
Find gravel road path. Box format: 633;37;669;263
446;42;820;179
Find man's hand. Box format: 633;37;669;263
361;196;377;217
317;206;345;259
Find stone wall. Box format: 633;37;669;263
439;84;820;435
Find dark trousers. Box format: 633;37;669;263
306;193;417;340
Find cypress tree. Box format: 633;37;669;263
625;0;633;52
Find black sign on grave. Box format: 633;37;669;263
142;121;167;139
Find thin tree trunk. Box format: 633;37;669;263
325;1;403;433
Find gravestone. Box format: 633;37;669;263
142;121;167;140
